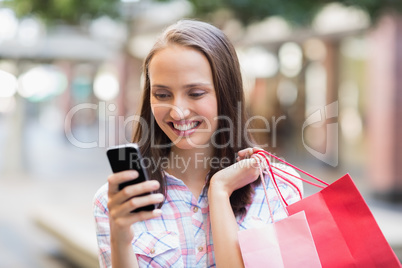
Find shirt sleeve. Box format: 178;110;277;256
93;183;112;268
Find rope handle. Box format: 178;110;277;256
253;150;329;207
255;152;292;207
254;150;329;187
251;154;291;220
251;155;275;222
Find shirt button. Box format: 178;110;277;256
193;206;199;213
150;248;155;254
198;246;203;252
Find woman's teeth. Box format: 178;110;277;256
173;122;199;131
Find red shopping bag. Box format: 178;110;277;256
238;156;321;267
255;150;402;268
287;174;401;268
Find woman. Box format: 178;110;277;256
94;19;302;268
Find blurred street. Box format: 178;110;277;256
0;122;109;268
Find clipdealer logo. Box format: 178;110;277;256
302;101;338;167
64;101;286;150
64;100;339;167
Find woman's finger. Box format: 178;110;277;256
107;170;139;195
252;147;264;154
109;193;164;219
121;193;164;215
250;148;271;171
237;148;254;161
108;180;160;208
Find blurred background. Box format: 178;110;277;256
1;0;402;267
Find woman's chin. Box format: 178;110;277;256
170;139;211;151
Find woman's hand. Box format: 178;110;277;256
236;147;265;162
209;147;265;197
208;147;265;268
107;171;164;245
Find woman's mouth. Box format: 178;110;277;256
169;121;201;135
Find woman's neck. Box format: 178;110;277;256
166;146;214;196
168;146;213;173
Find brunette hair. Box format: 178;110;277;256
133;19;256;216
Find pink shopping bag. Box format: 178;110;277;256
238;211;322;267
238;155;321;267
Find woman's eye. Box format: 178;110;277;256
153;93;170;100
189;91;205;98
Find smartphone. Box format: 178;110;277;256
106;143;156;212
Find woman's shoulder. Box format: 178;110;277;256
93;182;109;208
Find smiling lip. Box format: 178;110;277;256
169;120;201;136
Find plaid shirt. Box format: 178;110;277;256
93;166;302;268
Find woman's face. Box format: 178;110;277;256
149;45;218;150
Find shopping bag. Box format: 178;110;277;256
287;174;401;268
238;155;321;268
238;211;322;268
254;150;402;268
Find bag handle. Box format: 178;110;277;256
251;154;290;221
253;150;329;207
254;152;293;208
252;155;275;222
254;150;329;187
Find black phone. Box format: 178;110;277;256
106;143;156;212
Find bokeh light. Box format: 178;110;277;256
129;34;157;59
340;36;367;60
339;81;363;142
313;3;370;34
305;62;327;117
0;8;18;43
93;67;120;101
239;46;279;78
18;65;67;102
17;17;42;46
279;42;303;77
0;70;18;98
277;79;298;107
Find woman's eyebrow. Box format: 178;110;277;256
151;84;170;89
151;83;213;90
183;82;212;89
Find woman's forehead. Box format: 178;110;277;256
148;45;213;86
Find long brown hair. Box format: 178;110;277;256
133;19;256;216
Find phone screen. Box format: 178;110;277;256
106;144;156;212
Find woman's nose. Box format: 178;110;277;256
170;98;190;120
